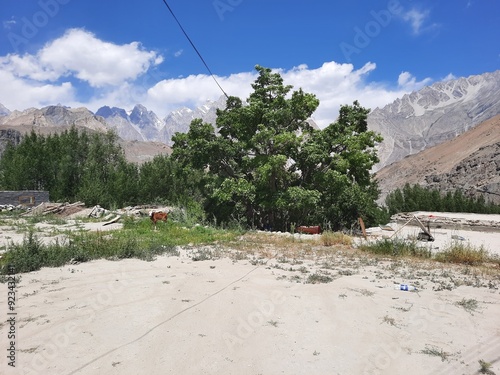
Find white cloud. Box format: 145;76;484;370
397;71;432;91
0;53;60;81
399;7;441;36
401;8;429;34
0;28;163;111
142;62;432;128
146;71;255;112
0;69;74;110
2;18;16;30
0;28;162;87
40;28;162;87
442;73;457;82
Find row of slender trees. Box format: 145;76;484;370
0;128;202;209
385;183;500;215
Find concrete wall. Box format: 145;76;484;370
0;191;49;206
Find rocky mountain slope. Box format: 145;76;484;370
368;70;500;170
0;105;170;164
95;104;163;142
159;96;226;145
96;96;227;145
375;114;500;204
0;105;109;132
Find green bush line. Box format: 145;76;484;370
0;218;239;275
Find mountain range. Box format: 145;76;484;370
369;70;500;170
94;96;227;145
0;70;499;203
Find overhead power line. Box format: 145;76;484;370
160;0;229;99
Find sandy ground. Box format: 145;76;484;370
361;211;500;257
1;213;500;374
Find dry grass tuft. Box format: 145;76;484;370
321;231;353;247
435;242;489;266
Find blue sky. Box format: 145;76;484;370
1;0;499;127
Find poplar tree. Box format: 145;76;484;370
172;65;383;230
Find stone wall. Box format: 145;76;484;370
0;191;49;206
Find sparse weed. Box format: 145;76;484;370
455;298;480;315
381;315;397;327
0;274;22;284
230;251;248;261
306;272;334;284
478;359;496;374
349;287;375;297
394;303;413;312
298;266;309;274
191;247;222;261
1;230;44;273
420;345;451;362
338;269;355;276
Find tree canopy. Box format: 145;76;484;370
172;65;383;230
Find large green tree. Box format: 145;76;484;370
172;65;383;230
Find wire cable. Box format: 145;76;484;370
160;0;229;99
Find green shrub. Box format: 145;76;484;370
1;230;45;273
358;238;431;258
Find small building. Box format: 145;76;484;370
0;191;49;207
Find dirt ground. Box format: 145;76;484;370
0;212;499;375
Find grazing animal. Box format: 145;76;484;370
296;225;322;235
150;211;168;230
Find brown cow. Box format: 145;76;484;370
150;211;168;230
